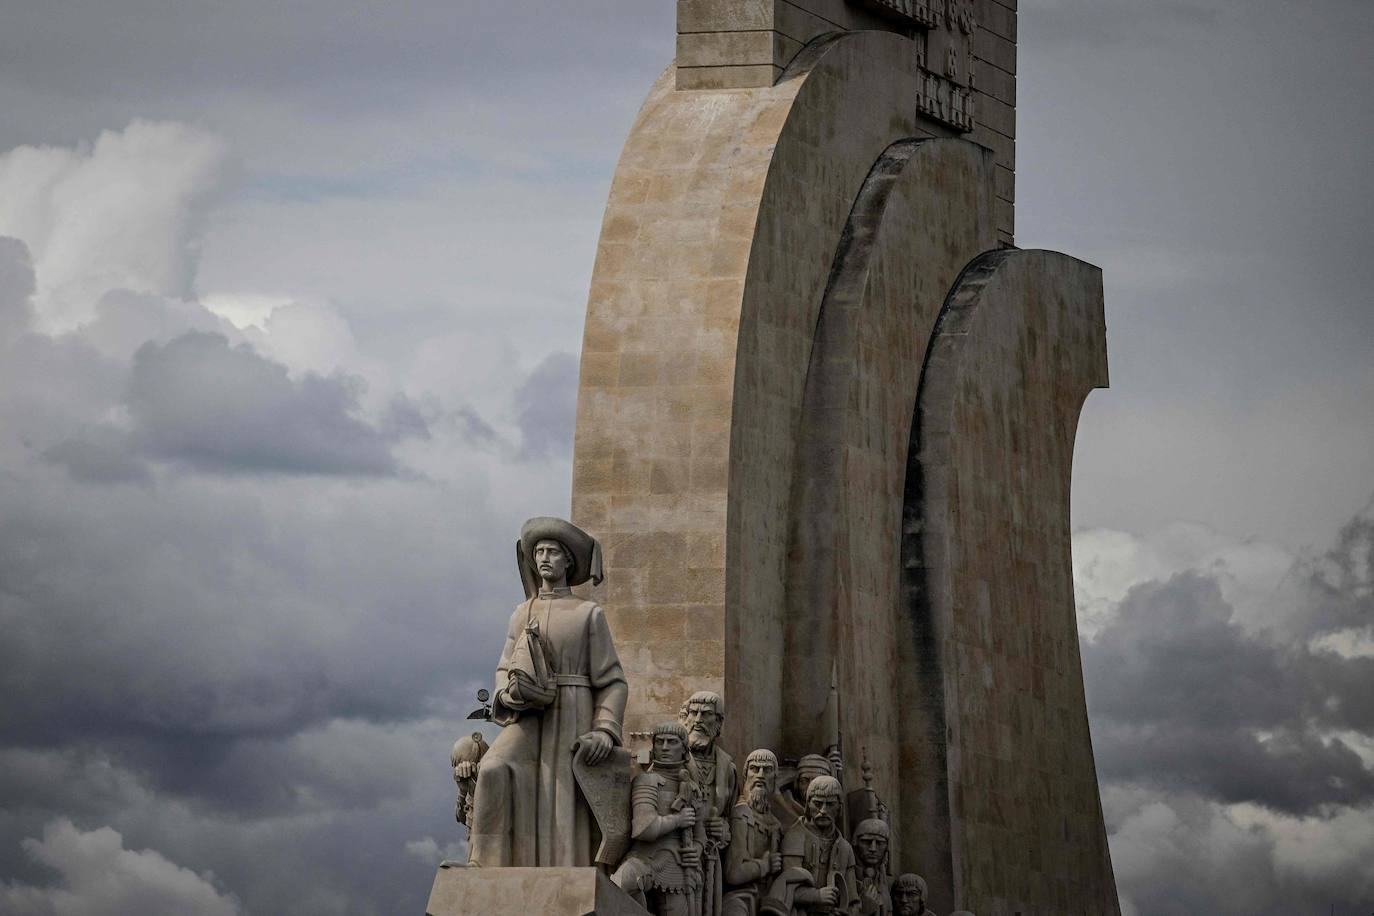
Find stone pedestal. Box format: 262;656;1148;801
425;866;648;916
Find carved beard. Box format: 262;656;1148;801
686;728;715;751
747;783;771;813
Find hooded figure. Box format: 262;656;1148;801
467;517;628;867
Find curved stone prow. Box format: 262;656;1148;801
900;249;1117;914
569;24;1119;915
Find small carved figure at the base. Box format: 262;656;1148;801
467;517;628;868
776;754;835;826
722;749;784;916
613;721;709;916
764;775;860;915
851;819;891;916
450;732;489;829
681;691;737;916
891;874;937;916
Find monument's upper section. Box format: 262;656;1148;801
676;0;1016;243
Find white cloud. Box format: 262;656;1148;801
0;820;241;916
1072;521;1294;637
0;120;228;332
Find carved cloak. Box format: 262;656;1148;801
468;593;628;867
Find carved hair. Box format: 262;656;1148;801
653;720;690;741
893;873;929;898
745;748;778;768
854;817;890;841
805;774;843;802
796;754;831;779
680;690;724;720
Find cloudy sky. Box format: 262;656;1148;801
0;2;1369;914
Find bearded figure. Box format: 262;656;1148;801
680;691;738;916
765;775;860;915
722;749;784;916
613;721;709;916
851;819;891;916
891;874;937;916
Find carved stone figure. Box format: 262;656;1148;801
851;819;891;916
612;721;709;916
891;875;937;916
767;775;860;915
467;517;628;868
450;732;489;829
681;691;738;916
776;754;834;826
722;749;784;916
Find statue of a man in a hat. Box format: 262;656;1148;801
467;516;629;867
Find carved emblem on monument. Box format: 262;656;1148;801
846;0;976;131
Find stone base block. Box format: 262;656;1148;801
425;866;649;916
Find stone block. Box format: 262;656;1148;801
675;64;781;90
425;866;648;916
677;0;773;33
974;27;1016;75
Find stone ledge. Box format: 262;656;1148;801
426;866;649;916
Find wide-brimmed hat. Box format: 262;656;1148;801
516;516;604;597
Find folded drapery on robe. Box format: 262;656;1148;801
468;592;628;867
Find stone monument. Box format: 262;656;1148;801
429;1;1119;913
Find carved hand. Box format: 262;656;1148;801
454;761;477;779
576;729;613;765
706;816;729;843
817;886;840;910
674;807;697;830
680;846;701;868
766;851;783;875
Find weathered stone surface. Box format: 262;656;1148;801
567;11;1115;915
901;249;1117;913
425;866;649;916
574;35;1003;903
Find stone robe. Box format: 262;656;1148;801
774;820;860;914
468;591;628;867
693;745;738;916
855;866;891;916
723;801;782;916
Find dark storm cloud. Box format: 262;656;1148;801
126;330;419;476
42;431;152;485
514;350;578;460
1085;561;1374;815
1083;503;1374;911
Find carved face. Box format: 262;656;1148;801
681;699;721;748
855;831;889;868
744;756;777;794
893;881;925;915
533;539;570;585
806;791;841;833
651;731;687;767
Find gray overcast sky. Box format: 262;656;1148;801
0;2;1370;914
